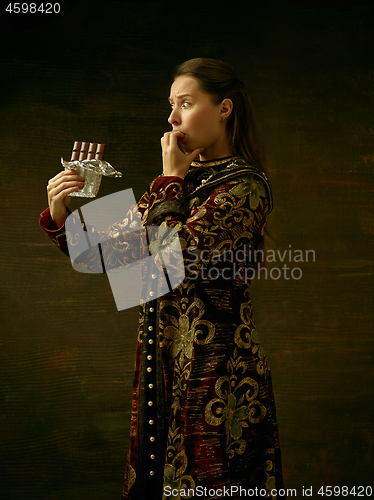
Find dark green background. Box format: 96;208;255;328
1;1;373;499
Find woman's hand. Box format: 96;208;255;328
161;131;203;179
47;169;85;227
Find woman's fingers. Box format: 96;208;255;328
161;131;185;162
47;171;84;197
161;131;197;178
49;181;83;201
48;169;84;188
161;130;184;152
47;169;85;224
48;175;84;193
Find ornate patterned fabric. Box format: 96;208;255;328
39;156;284;500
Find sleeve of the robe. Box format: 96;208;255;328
39;192;150;273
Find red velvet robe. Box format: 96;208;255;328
40;157;284;500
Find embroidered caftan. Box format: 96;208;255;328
39;156;284;500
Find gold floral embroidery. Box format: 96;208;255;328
162;297;215;367
205;348;267;459
213;191;255;231
228;175;268;211
164;314;194;359
235;303;268;375
163;421;195;500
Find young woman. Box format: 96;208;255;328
40;58;284;499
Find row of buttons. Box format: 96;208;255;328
147;303;156;476
148;273;157;298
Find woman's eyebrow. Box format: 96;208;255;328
168;93;192;102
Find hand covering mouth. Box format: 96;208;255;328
176;131;186;141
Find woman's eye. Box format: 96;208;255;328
169;101;191;111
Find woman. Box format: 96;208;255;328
40;58;284;499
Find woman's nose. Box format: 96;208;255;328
168;108;180;125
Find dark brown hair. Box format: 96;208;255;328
173;57;266;173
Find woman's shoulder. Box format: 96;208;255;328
187;157;273;214
223;158;273;214
225;157;270;182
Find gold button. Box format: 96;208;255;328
150;436;155;442
148;326;153;331
148;401;153;406
149;470;155;476
201;179;207;184
148;383;154;389
149;420;154;425
148;339;154;344
151;274;157;279
149;291;154;297
147;367;152;373
150;454;155;459
147;355;152;360
149;307;154;312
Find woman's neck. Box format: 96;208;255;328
198;138;233;162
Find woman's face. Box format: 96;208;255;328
168;75;230;158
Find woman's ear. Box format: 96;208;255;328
220;98;233;120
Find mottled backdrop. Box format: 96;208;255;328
0;1;373;499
